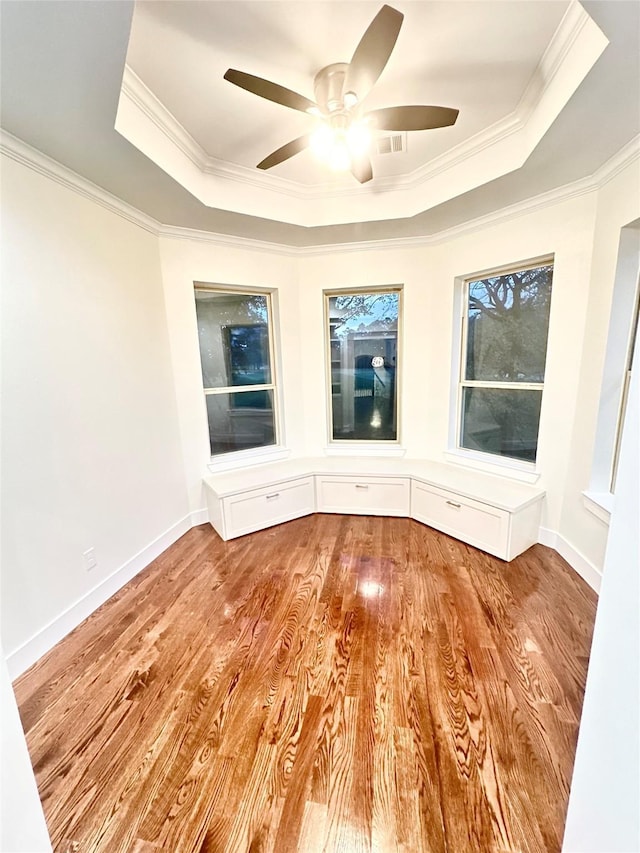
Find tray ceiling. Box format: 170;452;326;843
0;1;638;245
116;1;608;225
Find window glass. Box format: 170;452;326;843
205;391;275;456
195;292;271;388
461;387;543;462
326;290;400;442
466;267;552;382
195;288;277;457
459;263;553;463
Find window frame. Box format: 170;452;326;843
452;257;554;471
194;283;282;461
323;284;403;448
585;221;640;513
610;278;639;492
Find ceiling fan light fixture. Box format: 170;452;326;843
328;137;352;171
311;121;371;171
310;122;334;158
343;91;359;109
346;121;371;157
310;123;351;171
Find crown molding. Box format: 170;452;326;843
595;133;640;188
121;66;208;172
120;65;388;203
121;66;317;201
117;66;521;200
118;1;600;207
389;1;598;192
2;126;637;257
156;224;297;257
296;181;598;256
518;0;589;117
298;135;639;255
0;129;160;236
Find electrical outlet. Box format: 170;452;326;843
83;547;97;571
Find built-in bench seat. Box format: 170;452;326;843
203;457;545;561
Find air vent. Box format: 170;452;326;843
376;132;406;155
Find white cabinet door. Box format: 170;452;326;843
411;480;510;559
223;477;315;539
316;476;410;516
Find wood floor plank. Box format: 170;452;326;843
14;516;597;853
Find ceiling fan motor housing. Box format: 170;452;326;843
313;63;350;114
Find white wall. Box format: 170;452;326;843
158;238;303;513
1;156;189;674
559;159;640;570
1;651;51;852
562;308;639;852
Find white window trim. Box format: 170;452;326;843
194;282;284;464
444;448;540;483
324;284;403;448
582;490;613;524
449;257;552;479
324;443;407;458
207;445;291;473
588;221;640;500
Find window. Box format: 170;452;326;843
610;279;639;490
194;286;278;457
458;261;553;463
325;287;401;442
589;220;640;502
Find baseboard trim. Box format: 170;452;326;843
538;527;602;593
6;513;597;679
6;513;197;680
190;508;210;527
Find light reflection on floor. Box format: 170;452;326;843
358;579;385;598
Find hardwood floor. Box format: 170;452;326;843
14;515;597;853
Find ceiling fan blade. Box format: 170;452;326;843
344;5;404;102
351;154;373;184
224;69;317;114
257;135;311;170
366;105;459;131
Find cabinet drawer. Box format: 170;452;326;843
411;481;509;558
316;476;410;516
223;477;315;539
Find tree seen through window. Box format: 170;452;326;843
460;264;553;462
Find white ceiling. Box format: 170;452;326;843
125;1;569;183
0;1;638;245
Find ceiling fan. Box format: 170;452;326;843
223;4;459;183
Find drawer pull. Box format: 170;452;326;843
446;500;462;509
266;493;280;500
355;484;369;490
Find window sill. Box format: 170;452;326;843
324;444;407;458
582;491;613;524
443;449;540;484
207;445;291;474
